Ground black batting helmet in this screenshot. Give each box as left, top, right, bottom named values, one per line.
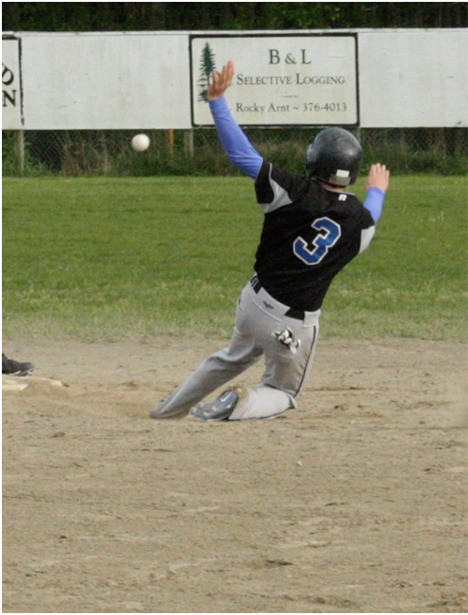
left=306, top=127, right=362, bottom=186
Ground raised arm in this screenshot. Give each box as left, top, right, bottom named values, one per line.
left=208, top=61, right=263, bottom=180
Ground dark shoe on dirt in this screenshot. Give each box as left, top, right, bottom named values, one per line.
left=189, top=388, right=242, bottom=421
left=2, top=354, right=35, bottom=376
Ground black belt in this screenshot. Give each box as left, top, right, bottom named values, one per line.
left=251, top=276, right=262, bottom=293
left=250, top=277, right=305, bottom=321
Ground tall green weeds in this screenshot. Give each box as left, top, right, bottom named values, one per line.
left=3, top=128, right=467, bottom=177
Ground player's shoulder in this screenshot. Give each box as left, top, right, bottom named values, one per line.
left=326, top=190, right=374, bottom=228
left=327, top=189, right=363, bottom=208
left=257, top=160, right=308, bottom=187
left=255, top=160, right=312, bottom=210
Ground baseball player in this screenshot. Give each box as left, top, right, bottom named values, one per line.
left=150, top=60, right=389, bottom=421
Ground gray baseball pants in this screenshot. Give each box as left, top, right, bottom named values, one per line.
left=150, top=278, right=320, bottom=420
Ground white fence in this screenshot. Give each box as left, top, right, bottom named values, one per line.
left=3, top=29, right=468, bottom=130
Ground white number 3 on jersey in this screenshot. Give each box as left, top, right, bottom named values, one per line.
left=293, top=216, right=341, bottom=265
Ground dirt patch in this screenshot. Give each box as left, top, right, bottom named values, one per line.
left=2, top=336, right=467, bottom=613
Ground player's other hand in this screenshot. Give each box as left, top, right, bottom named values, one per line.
left=208, top=60, right=235, bottom=100
left=366, top=163, right=390, bottom=193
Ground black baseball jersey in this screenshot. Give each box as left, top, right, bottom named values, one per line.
left=254, top=160, right=376, bottom=312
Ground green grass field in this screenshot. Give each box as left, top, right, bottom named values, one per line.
left=2, top=175, right=467, bottom=341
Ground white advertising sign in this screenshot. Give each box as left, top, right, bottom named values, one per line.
left=2, top=35, right=24, bottom=128
left=13, top=33, right=191, bottom=130
left=190, top=34, right=358, bottom=126
left=2, top=30, right=466, bottom=130
left=359, top=30, right=468, bottom=128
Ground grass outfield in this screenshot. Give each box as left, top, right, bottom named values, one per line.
left=2, top=175, right=467, bottom=341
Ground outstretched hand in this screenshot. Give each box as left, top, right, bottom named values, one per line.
left=208, top=60, right=235, bottom=100
left=366, top=163, right=390, bottom=193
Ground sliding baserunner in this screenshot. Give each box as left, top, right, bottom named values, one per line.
left=150, top=60, right=390, bottom=421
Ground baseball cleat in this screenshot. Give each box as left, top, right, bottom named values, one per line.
left=2, top=354, right=35, bottom=376
left=189, top=388, right=242, bottom=421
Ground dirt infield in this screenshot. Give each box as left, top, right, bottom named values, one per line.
left=2, top=336, right=467, bottom=613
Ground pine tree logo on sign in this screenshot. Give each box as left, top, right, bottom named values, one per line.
left=198, top=43, right=216, bottom=102
left=190, top=34, right=358, bottom=126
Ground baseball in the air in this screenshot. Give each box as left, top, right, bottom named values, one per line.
left=131, top=133, right=150, bottom=152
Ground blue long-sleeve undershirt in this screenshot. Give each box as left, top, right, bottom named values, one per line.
left=209, top=97, right=263, bottom=180
left=363, top=187, right=385, bottom=223
left=209, top=96, right=385, bottom=223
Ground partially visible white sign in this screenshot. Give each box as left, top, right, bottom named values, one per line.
left=2, top=36, right=24, bottom=128
left=15, top=33, right=191, bottom=130
left=359, top=30, right=468, bottom=128
left=191, top=35, right=358, bottom=126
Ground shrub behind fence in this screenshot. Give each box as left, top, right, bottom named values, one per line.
left=2, top=127, right=467, bottom=177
